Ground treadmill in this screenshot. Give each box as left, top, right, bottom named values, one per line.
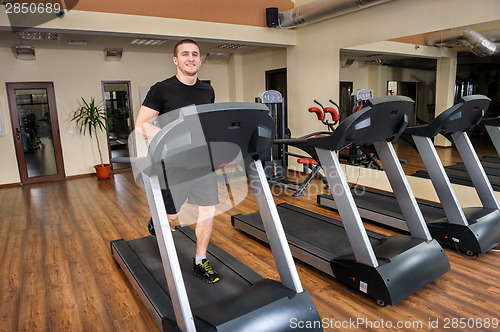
left=111, top=103, right=321, bottom=331
left=319, top=95, right=500, bottom=256
left=233, top=96, right=450, bottom=306
left=411, top=161, right=500, bottom=191
left=412, top=115, right=500, bottom=188
left=482, top=116, right=500, bottom=159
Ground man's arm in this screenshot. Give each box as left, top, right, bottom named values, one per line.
left=135, top=105, right=160, bottom=139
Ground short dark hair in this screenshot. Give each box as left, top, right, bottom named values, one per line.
left=173, top=39, right=200, bottom=57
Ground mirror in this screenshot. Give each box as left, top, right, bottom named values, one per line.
left=102, top=82, right=134, bottom=170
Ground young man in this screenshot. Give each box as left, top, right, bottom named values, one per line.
left=135, top=39, right=220, bottom=284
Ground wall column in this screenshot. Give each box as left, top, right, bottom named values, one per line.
left=434, top=54, right=457, bottom=147
left=228, top=54, right=245, bottom=102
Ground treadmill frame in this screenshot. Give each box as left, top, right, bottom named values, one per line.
left=140, top=158, right=304, bottom=332
left=112, top=103, right=319, bottom=332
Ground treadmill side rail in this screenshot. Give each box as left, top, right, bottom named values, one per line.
left=245, top=159, right=304, bottom=293
left=315, top=148, right=379, bottom=268
left=412, top=135, right=469, bottom=226
left=485, top=124, right=500, bottom=156
left=110, top=239, right=177, bottom=331
left=373, top=141, right=431, bottom=241
left=144, top=174, right=196, bottom=332
left=452, top=131, right=500, bottom=210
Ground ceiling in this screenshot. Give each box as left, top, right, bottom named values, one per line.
left=1, top=19, right=500, bottom=66
left=340, top=50, right=500, bottom=71
left=0, top=29, right=273, bottom=56
left=340, top=20, right=500, bottom=70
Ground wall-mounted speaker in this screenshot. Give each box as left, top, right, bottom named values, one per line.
left=266, top=8, right=279, bottom=27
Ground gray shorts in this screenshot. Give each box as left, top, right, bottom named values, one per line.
left=161, top=169, right=219, bottom=214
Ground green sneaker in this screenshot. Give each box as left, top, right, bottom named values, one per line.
left=193, top=258, right=220, bottom=284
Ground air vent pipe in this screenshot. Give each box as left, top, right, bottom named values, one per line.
left=425, top=28, right=500, bottom=57
left=275, top=0, right=399, bottom=28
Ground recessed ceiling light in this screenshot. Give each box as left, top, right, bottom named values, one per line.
left=131, top=39, right=166, bottom=46
left=67, top=40, right=87, bottom=46
left=217, top=43, right=246, bottom=50
left=20, top=32, right=61, bottom=40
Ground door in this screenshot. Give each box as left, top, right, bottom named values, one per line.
left=7, top=82, right=65, bottom=184
left=266, top=68, right=287, bottom=132
left=102, top=81, right=134, bottom=170
left=339, top=81, right=353, bottom=122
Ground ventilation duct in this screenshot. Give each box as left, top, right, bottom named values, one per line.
left=204, top=52, right=231, bottom=64
left=105, top=48, right=122, bottom=61
left=425, top=28, right=500, bottom=57
left=272, top=0, right=399, bottom=28
left=14, top=45, right=35, bottom=60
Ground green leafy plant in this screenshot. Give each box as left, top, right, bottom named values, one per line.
left=71, top=97, right=108, bottom=166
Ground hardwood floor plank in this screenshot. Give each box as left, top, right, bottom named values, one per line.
left=45, top=261, right=83, bottom=331
left=18, top=272, right=48, bottom=331
left=0, top=138, right=499, bottom=331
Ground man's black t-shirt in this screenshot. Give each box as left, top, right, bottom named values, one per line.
left=141, top=75, right=218, bottom=213
left=142, top=75, right=215, bottom=114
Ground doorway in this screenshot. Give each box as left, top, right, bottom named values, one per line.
left=387, top=81, right=419, bottom=125
left=266, top=68, right=288, bottom=131
left=339, top=81, right=353, bottom=121
left=266, top=68, right=288, bottom=171
left=102, top=81, right=134, bottom=170
left=6, top=82, right=65, bottom=184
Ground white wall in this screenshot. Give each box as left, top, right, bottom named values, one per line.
left=241, top=48, right=287, bottom=102
left=287, top=0, right=500, bottom=140
left=2, top=0, right=500, bottom=183
left=340, top=61, right=436, bottom=122
left=0, top=47, right=230, bottom=184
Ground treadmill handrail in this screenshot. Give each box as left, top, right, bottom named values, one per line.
left=480, top=116, right=500, bottom=126
left=137, top=102, right=275, bottom=181
left=313, top=96, right=433, bottom=264
left=405, top=95, right=490, bottom=138
left=309, top=95, right=414, bottom=151
left=137, top=103, right=307, bottom=331
left=409, top=94, right=500, bottom=227
left=484, top=123, right=500, bottom=157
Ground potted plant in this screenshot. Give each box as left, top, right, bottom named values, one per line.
left=72, top=97, right=112, bottom=179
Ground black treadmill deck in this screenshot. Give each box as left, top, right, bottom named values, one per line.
left=112, top=225, right=322, bottom=331
left=318, top=187, right=500, bottom=254
left=233, top=203, right=385, bottom=267
left=111, top=225, right=263, bottom=330
left=232, top=203, right=450, bottom=306
left=318, top=187, right=447, bottom=231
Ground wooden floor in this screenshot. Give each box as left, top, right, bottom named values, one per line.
left=1, top=138, right=499, bottom=331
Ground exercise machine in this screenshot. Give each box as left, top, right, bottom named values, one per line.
left=256, top=90, right=287, bottom=179
left=410, top=111, right=500, bottom=188
left=111, top=103, right=321, bottom=331
left=233, top=96, right=450, bottom=306
left=340, top=90, right=382, bottom=169
left=269, top=99, right=338, bottom=196
left=319, top=95, right=500, bottom=256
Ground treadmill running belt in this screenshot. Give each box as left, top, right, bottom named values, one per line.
left=411, top=170, right=500, bottom=191
left=446, top=162, right=500, bottom=176
left=352, top=188, right=447, bottom=222
left=481, top=156, right=500, bottom=163
left=127, top=228, right=259, bottom=309
left=237, top=203, right=384, bottom=259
